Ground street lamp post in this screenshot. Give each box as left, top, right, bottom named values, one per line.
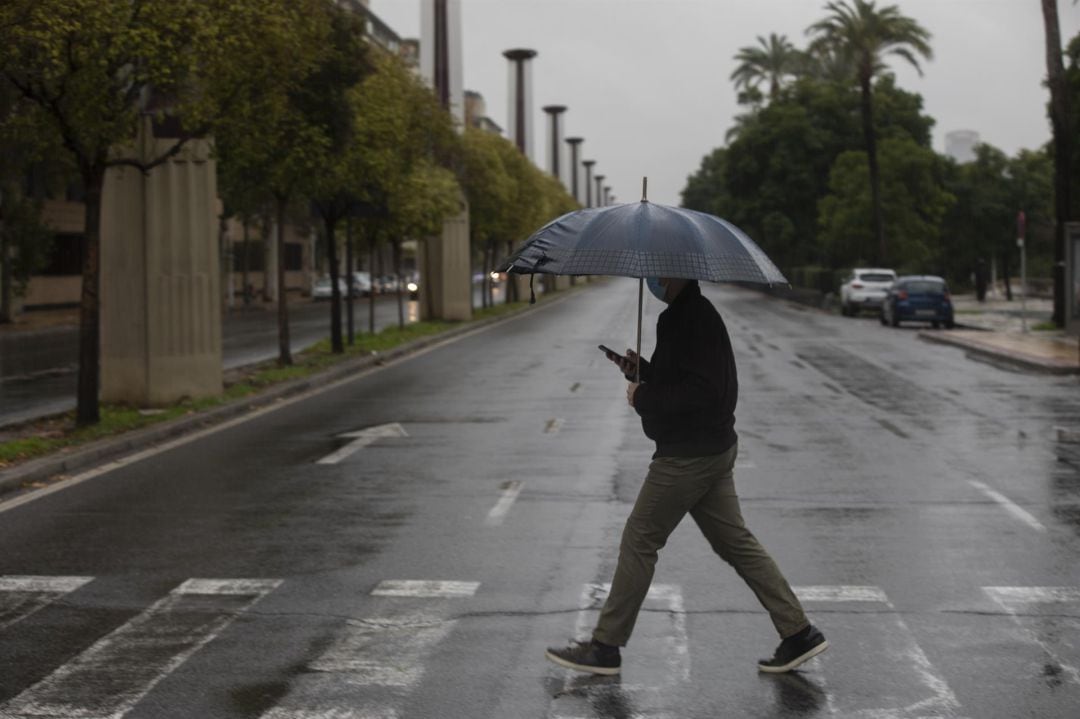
left=503, top=49, right=537, bottom=156
left=583, top=160, right=595, bottom=208
left=542, top=105, right=566, bottom=182
left=565, top=137, right=583, bottom=204
left=594, top=175, right=605, bottom=208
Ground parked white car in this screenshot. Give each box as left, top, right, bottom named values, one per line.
left=840, top=268, right=897, bottom=316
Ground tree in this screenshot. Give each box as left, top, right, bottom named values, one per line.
left=730, top=34, right=802, bottom=100
left=348, top=50, right=460, bottom=329
left=818, top=136, right=954, bottom=271
left=461, top=127, right=514, bottom=308
left=0, top=0, right=312, bottom=423
left=302, top=6, right=372, bottom=354
left=1040, top=0, right=1074, bottom=325
left=807, top=0, right=932, bottom=265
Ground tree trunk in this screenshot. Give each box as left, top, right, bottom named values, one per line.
left=76, top=169, right=105, bottom=426
left=345, top=216, right=355, bottom=346
left=393, top=237, right=405, bottom=329
left=325, top=214, right=343, bottom=353
left=0, top=216, right=12, bottom=324
left=367, top=224, right=377, bottom=335
left=506, top=240, right=518, bottom=303
left=859, top=72, right=885, bottom=265
left=1041, top=0, right=1072, bottom=326
left=241, top=217, right=251, bottom=305
left=275, top=196, right=292, bottom=366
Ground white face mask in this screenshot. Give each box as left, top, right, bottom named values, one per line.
left=646, top=277, right=666, bottom=302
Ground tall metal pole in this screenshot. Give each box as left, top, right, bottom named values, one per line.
left=594, top=175, right=605, bottom=208
left=433, top=0, right=450, bottom=109
left=565, top=137, right=583, bottom=204
left=503, top=49, right=537, bottom=155
left=583, top=160, right=595, bottom=208
left=542, top=105, right=566, bottom=180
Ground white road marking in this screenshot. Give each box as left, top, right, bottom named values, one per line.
left=262, top=578, right=475, bottom=718
left=260, top=613, right=454, bottom=717
left=797, top=584, right=963, bottom=718
left=0, top=577, right=280, bottom=719
left=316, top=423, right=408, bottom=465
left=794, top=585, right=889, bottom=603
left=485, top=480, right=524, bottom=526
left=0, top=575, right=93, bottom=630
left=984, top=586, right=1080, bottom=685
left=370, top=580, right=480, bottom=598
left=0, top=298, right=572, bottom=515
left=734, top=461, right=756, bottom=469
left=968, top=480, right=1047, bottom=532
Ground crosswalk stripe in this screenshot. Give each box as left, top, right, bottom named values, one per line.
left=370, top=580, right=479, bottom=598
left=797, top=584, right=963, bottom=718
left=0, top=577, right=280, bottom=719
left=984, top=586, right=1080, bottom=686
left=261, top=581, right=477, bottom=718
left=0, top=575, right=93, bottom=631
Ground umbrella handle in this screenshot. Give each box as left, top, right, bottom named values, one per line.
left=635, top=278, right=642, bottom=384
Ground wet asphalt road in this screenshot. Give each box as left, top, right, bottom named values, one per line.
left=0, top=279, right=1078, bottom=718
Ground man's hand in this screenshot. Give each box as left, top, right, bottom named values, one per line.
left=605, top=348, right=639, bottom=377
left=626, top=382, right=639, bottom=407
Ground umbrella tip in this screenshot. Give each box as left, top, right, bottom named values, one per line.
left=641, top=177, right=648, bottom=203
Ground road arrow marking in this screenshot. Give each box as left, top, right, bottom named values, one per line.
left=316, top=423, right=407, bottom=465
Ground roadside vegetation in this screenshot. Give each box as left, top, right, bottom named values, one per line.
left=683, top=0, right=1079, bottom=321
left=0, top=0, right=578, bottom=427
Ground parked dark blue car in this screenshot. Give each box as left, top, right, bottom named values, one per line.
left=881, top=275, right=954, bottom=329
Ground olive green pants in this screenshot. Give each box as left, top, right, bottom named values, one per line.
left=593, top=442, right=809, bottom=647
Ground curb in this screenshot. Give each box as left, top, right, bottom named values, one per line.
left=917, top=330, right=1079, bottom=375
left=0, top=294, right=568, bottom=498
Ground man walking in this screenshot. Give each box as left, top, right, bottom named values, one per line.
left=545, top=277, right=827, bottom=676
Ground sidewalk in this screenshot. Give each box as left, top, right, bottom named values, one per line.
left=918, top=294, right=1079, bottom=375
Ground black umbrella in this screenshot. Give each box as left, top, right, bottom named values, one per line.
left=499, top=178, right=788, bottom=379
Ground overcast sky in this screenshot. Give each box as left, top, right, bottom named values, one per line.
left=372, top=0, right=1080, bottom=207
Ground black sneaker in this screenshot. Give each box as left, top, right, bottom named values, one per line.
left=544, top=639, right=621, bottom=676
left=758, top=625, right=828, bottom=673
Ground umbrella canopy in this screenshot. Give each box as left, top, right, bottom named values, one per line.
left=499, top=199, right=788, bottom=286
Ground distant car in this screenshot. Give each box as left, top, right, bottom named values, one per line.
left=349, top=272, right=373, bottom=297
left=405, top=273, right=419, bottom=298
left=881, top=275, right=954, bottom=329
left=311, top=276, right=348, bottom=301
left=840, top=268, right=897, bottom=316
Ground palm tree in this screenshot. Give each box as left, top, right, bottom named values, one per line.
left=1039, top=0, right=1072, bottom=326
left=807, top=0, right=932, bottom=264
left=730, top=33, right=801, bottom=101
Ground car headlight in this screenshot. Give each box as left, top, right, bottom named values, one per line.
left=407, top=282, right=418, bottom=292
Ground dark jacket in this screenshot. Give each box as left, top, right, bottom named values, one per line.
left=631, top=281, right=738, bottom=458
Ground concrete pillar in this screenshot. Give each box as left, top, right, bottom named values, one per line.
left=100, top=120, right=222, bottom=406
left=420, top=0, right=471, bottom=321
left=419, top=197, right=472, bottom=321
left=594, top=175, right=605, bottom=208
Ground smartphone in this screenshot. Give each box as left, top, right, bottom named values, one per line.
left=598, top=344, right=623, bottom=361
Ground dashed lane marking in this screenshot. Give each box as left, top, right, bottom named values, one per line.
left=485, top=480, right=524, bottom=526
left=968, top=480, right=1047, bottom=533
